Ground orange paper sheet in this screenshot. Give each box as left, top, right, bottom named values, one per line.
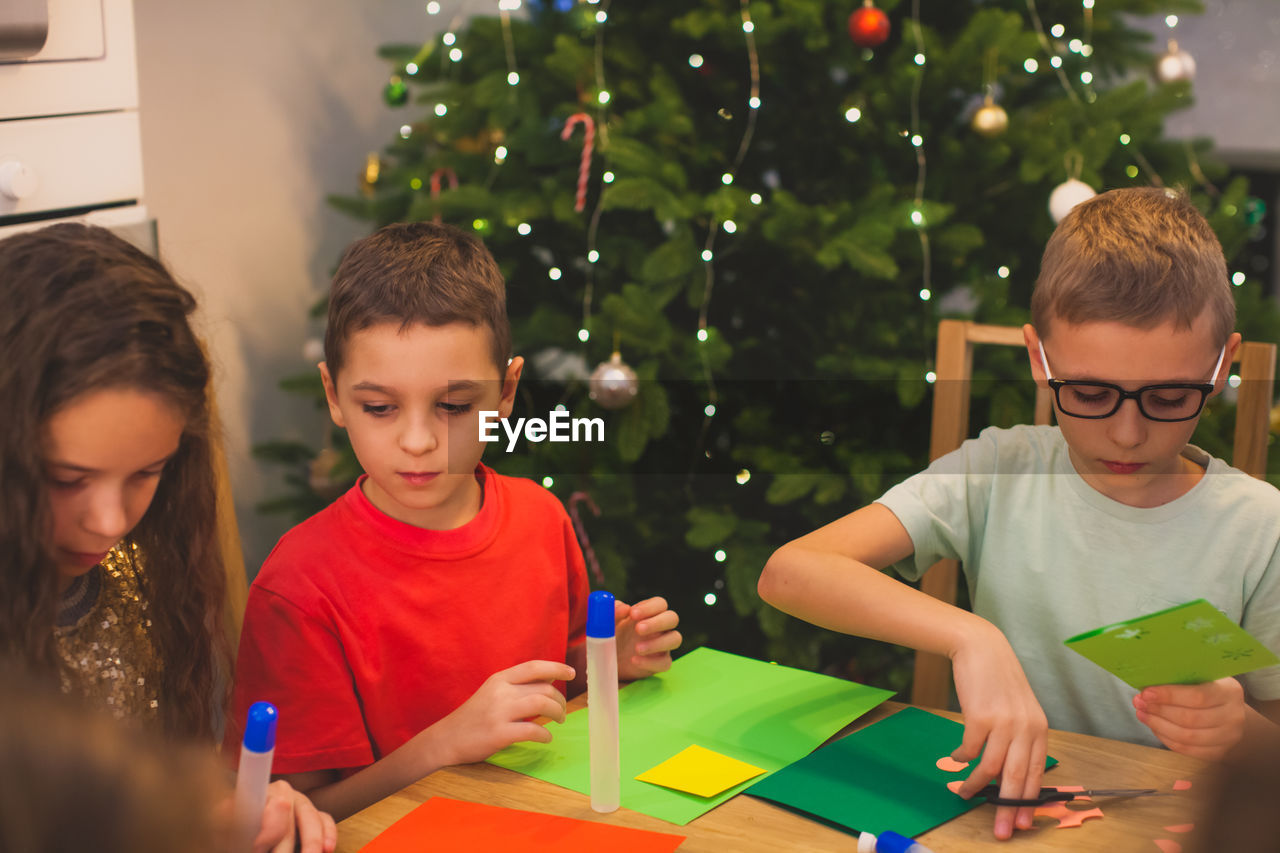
left=358, top=797, right=686, bottom=853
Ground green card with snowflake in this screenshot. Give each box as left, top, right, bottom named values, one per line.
left=1064, top=599, right=1280, bottom=689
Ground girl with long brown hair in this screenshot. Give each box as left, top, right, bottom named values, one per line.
left=0, top=223, right=336, bottom=851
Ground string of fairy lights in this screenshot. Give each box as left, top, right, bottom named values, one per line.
left=319, top=0, right=1267, bottom=604
left=375, top=0, right=1251, bottom=462
left=1025, top=0, right=1245, bottom=316
left=906, top=0, right=933, bottom=325
left=690, top=0, right=763, bottom=453
left=578, top=0, right=611, bottom=346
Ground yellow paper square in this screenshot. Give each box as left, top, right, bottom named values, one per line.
left=635, top=744, right=766, bottom=798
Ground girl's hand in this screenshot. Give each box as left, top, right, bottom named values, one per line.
left=253, top=779, right=338, bottom=853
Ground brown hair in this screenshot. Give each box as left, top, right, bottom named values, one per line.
left=1031, top=187, right=1234, bottom=344
left=0, top=669, right=227, bottom=853
left=0, top=223, right=229, bottom=740
left=324, top=221, right=511, bottom=376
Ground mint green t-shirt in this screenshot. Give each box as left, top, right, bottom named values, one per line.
left=877, top=424, right=1280, bottom=747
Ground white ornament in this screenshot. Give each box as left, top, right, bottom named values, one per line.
left=1155, top=39, right=1196, bottom=84
left=0, top=161, right=39, bottom=200
left=302, top=338, right=325, bottom=363
left=1048, top=178, right=1097, bottom=223
left=588, top=352, right=639, bottom=410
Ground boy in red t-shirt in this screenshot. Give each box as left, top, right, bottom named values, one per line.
left=230, top=222, right=682, bottom=820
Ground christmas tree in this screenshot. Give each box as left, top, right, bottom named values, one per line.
left=257, top=0, right=1277, bottom=692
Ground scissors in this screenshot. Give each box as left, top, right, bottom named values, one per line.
left=973, top=785, right=1164, bottom=806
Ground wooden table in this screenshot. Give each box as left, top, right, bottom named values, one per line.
left=338, top=700, right=1208, bottom=852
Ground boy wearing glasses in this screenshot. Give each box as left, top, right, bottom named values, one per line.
left=759, top=187, right=1280, bottom=840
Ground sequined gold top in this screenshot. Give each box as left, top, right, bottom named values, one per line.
left=54, top=545, right=162, bottom=723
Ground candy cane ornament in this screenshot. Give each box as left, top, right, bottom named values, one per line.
left=429, top=167, right=458, bottom=223
left=560, top=112, right=595, bottom=213
left=567, top=491, right=605, bottom=587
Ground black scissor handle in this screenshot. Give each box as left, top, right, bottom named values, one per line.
left=974, top=785, right=1074, bottom=806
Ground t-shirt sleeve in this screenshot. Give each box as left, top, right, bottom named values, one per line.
left=1241, top=540, right=1280, bottom=702
left=875, top=431, right=997, bottom=583
left=230, top=583, right=375, bottom=775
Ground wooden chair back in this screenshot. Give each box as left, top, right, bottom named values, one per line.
left=910, top=319, right=1277, bottom=709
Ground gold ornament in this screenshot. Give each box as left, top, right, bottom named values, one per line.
left=971, top=96, right=1008, bottom=138
left=360, top=153, right=381, bottom=199
left=1155, top=39, right=1196, bottom=84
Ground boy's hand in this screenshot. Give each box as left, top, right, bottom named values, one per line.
left=430, top=660, right=575, bottom=766
left=253, top=779, right=338, bottom=853
left=1134, top=677, right=1247, bottom=759
left=614, top=596, right=682, bottom=681
left=950, top=625, right=1049, bottom=841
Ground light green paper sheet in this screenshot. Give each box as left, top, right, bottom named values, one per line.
left=1064, top=598, right=1280, bottom=689
left=487, top=647, right=894, bottom=825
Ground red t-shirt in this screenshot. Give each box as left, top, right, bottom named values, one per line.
left=228, top=466, right=589, bottom=775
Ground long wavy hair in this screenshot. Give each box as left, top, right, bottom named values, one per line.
left=0, top=223, right=229, bottom=739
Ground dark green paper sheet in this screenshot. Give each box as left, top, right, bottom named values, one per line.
left=747, top=706, right=1057, bottom=838
left=487, top=647, right=894, bottom=825
left=1064, top=598, right=1280, bottom=689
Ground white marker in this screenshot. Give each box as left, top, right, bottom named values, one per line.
left=587, top=590, right=620, bottom=813
left=234, top=701, right=277, bottom=849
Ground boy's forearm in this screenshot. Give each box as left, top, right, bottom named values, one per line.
left=760, top=543, right=991, bottom=659
left=290, top=726, right=454, bottom=822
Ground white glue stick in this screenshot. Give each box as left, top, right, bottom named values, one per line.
left=233, top=701, right=277, bottom=849
left=586, top=590, right=620, bottom=813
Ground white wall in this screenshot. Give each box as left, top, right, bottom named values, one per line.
left=1142, top=0, right=1280, bottom=298
left=1155, top=0, right=1280, bottom=166
left=133, top=0, right=488, bottom=573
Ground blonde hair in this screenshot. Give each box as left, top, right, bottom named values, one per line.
left=0, top=671, right=227, bottom=853
left=1031, top=187, right=1234, bottom=345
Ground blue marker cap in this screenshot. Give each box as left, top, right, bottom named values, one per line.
left=242, top=701, right=278, bottom=754
left=586, top=590, right=616, bottom=638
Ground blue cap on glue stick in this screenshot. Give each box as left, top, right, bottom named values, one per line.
left=586, top=590, right=615, bottom=638
left=242, top=701, right=278, bottom=754
left=874, top=830, right=935, bottom=853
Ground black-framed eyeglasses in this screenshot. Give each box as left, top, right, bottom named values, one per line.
left=1037, top=341, right=1226, bottom=423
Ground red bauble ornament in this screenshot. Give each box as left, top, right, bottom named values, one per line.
left=848, top=3, right=890, bottom=48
